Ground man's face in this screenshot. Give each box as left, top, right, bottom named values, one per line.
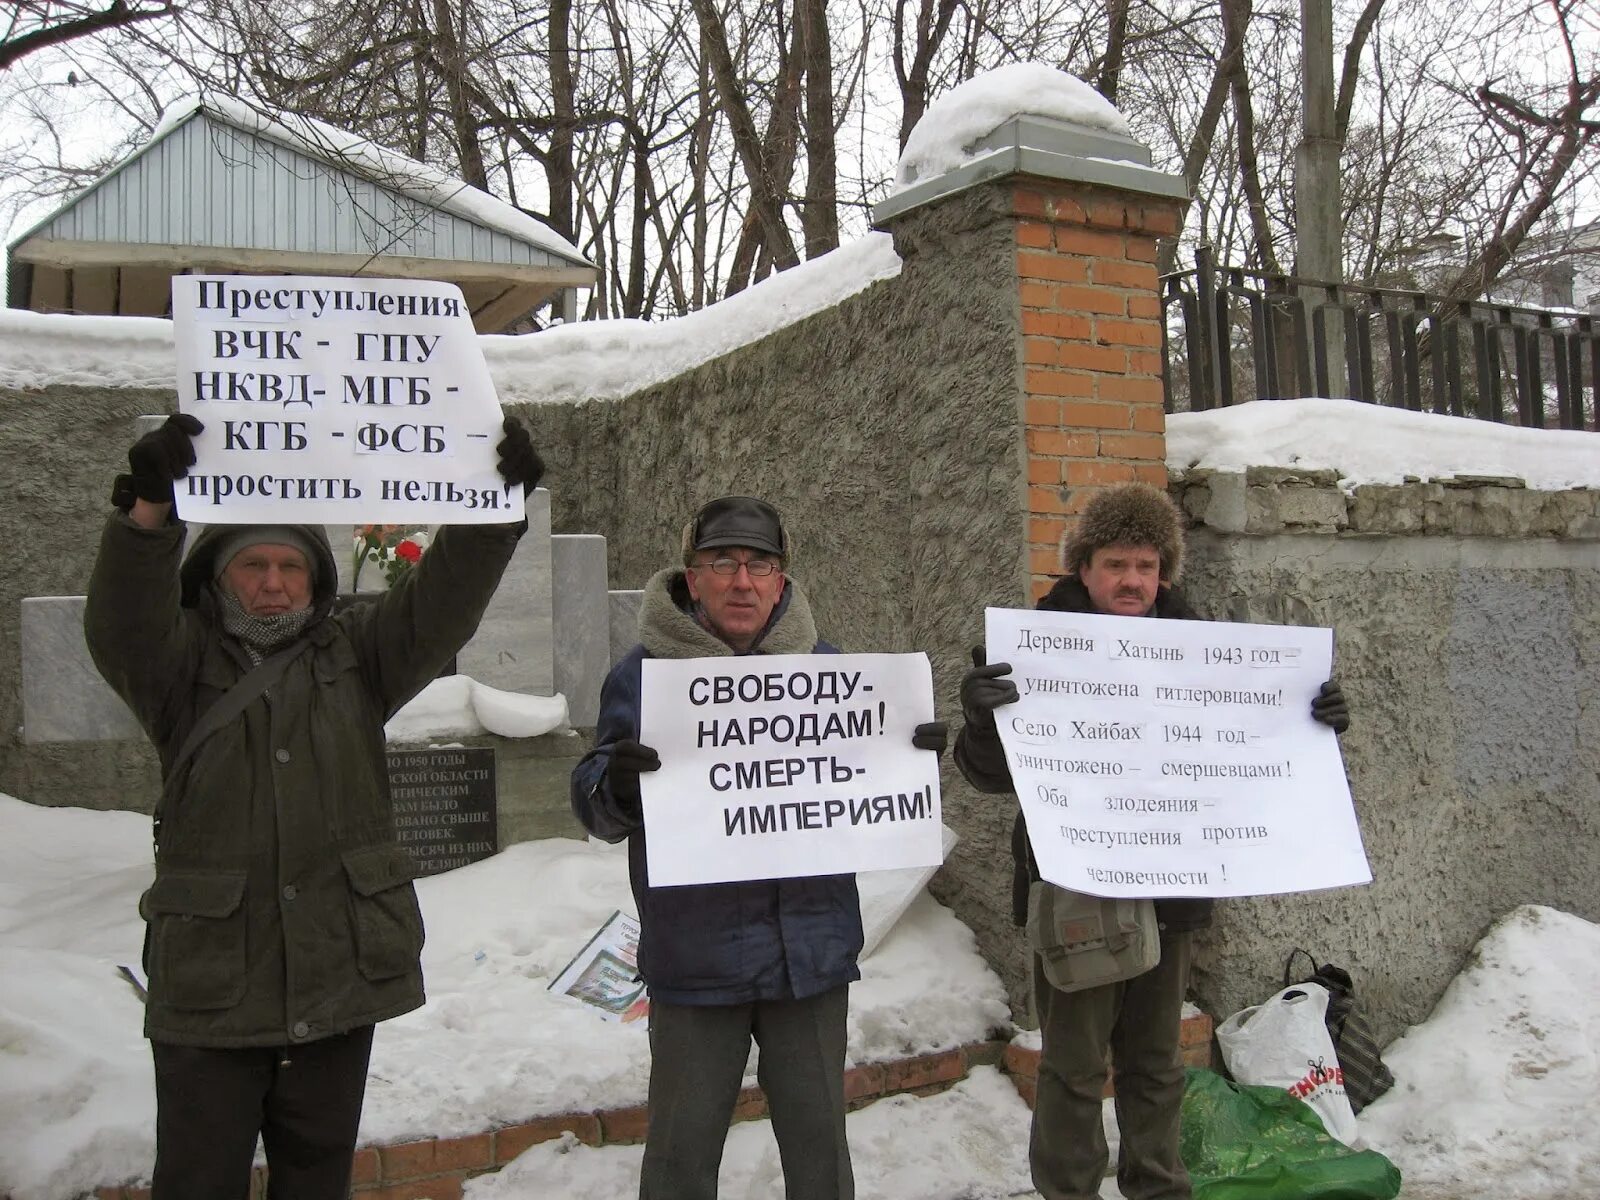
left=1079, top=543, right=1163, bottom=616
left=685, top=546, right=785, bottom=651
left=221, top=544, right=314, bottom=616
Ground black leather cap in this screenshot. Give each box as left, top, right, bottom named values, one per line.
left=691, top=495, right=786, bottom=556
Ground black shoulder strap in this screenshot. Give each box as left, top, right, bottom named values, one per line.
left=163, top=637, right=313, bottom=793
left=1283, top=946, right=1321, bottom=988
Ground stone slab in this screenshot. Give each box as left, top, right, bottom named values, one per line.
left=331, top=524, right=360, bottom=593
left=551, top=534, right=609, bottom=729
left=609, top=590, right=643, bottom=665
left=456, top=487, right=554, bottom=695
left=20, top=595, right=143, bottom=743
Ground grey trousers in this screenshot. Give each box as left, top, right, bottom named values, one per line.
left=1030, top=930, right=1195, bottom=1200
left=639, top=985, right=854, bottom=1200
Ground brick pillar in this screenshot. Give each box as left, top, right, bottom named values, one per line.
left=1015, top=184, right=1184, bottom=597
left=872, top=113, right=1189, bottom=602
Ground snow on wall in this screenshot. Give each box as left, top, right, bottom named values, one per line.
left=0, top=233, right=903, bottom=404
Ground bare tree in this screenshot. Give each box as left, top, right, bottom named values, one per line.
left=0, top=0, right=176, bottom=72
left=2, top=0, right=1595, bottom=323
left=1431, top=0, right=1598, bottom=305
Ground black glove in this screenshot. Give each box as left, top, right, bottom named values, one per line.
left=125, top=413, right=204, bottom=504
left=912, top=721, right=948, bottom=757
left=605, top=738, right=661, bottom=812
left=496, top=416, right=544, bottom=491
left=1310, top=679, right=1349, bottom=734
left=960, top=646, right=1018, bottom=729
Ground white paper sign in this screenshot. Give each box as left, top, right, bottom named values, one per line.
left=171, top=275, right=512, bottom=524
left=639, top=653, right=943, bottom=887
left=985, top=607, right=1371, bottom=899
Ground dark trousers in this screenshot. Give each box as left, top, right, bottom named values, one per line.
left=640, top=985, right=853, bottom=1200
left=151, top=1024, right=374, bottom=1200
left=1030, top=930, right=1194, bottom=1200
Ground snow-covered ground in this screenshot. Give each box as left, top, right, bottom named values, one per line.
left=0, top=795, right=1007, bottom=1200
left=2, top=792, right=1597, bottom=1199
left=1357, top=905, right=1600, bottom=1199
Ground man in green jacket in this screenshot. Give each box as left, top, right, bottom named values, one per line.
left=954, top=483, right=1349, bottom=1200
left=84, top=412, right=544, bottom=1200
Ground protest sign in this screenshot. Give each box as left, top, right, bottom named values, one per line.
left=171, top=275, right=513, bottom=524
left=548, top=910, right=649, bottom=1023
left=985, top=607, right=1371, bottom=899
left=638, top=653, right=943, bottom=887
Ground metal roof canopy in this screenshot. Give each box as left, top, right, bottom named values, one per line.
left=6, top=97, right=596, bottom=332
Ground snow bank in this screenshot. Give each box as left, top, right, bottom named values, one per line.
left=0, top=800, right=154, bottom=1200
left=481, top=233, right=901, bottom=405
left=0, top=232, right=902, bottom=404
left=0, top=310, right=175, bottom=391
left=1357, top=904, right=1600, bottom=1199
left=1167, top=396, right=1600, bottom=491
left=383, top=675, right=570, bottom=741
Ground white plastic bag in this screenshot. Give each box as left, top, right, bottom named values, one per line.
left=1215, top=981, right=1359, bottom=1145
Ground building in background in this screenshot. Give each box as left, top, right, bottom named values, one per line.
left=5, top=95, right=595, bottom=332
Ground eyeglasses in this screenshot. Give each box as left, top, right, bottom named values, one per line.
left=695, top=556, right=780, bottom=577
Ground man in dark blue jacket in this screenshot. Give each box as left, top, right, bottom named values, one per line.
left=572, top=495, right=943, bottom=1200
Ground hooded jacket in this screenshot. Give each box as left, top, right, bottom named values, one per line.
left=953, top=574, right=1215, bottom=933
left=84, top=512, right=522, bottom=1047
left=571, top=567, right=864, bottom=1006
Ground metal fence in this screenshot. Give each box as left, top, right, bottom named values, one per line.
left=1161, top=246, right=1599, bottom=430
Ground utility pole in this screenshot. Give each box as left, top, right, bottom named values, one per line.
left=1297, top=0, right=1341, bottom=281
left=1296, top=0, right=1345, bottom=392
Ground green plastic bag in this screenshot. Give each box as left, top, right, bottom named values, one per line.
left=1180, top=1068, right=1402, bottom=1200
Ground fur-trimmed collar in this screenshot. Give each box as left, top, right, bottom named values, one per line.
left=638, top=567, right=819, bottom=659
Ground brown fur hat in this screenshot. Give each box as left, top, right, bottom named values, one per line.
left=1063, top=483, right=1184, bottom=583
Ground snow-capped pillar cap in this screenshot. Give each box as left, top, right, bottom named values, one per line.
left=871, top=113, right=1188, bottom=228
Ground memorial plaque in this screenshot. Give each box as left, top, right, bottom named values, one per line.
left=388, top=747, right=498, bottom=876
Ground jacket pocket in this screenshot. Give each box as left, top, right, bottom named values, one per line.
left=342, top=844, right=424, bottom=981
left=143, top=870, right=249, bottom=1011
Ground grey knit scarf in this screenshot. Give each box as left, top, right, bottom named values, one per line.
left=217, top=587, right=314, bottom=663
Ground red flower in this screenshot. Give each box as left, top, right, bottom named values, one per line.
left=395, top=540, right=423, bottom=563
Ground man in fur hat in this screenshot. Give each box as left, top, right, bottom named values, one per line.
left=953, top=482, right=1348, bottom=1200
left=572, top=495, right=946, bottom=1200
left=85, top=412, right=544, bottom=1199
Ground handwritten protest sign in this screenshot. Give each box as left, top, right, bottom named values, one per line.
left=985, top=607, right=1371, bottom=899
left=639, top=653, right=943, bottom=887
left=171, top=275, right=512, bottom=524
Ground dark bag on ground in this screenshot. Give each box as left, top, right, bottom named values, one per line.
left=1181, top=1067, right=1402, bottom=1200
left=1026, top=882, right=1158, bottom=993
left=1283, top=949, right=1395, bottom=1112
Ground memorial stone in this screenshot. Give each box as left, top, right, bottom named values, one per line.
left=609, top=589, right=643, bottom=665
left=20, top=596, right=141, bottom=743
left=551, top=534, right=609, bottom=727
left=456, top=486, right=554, bottom=694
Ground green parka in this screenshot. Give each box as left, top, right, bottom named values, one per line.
left=84, top=512, right=523, bottom=1048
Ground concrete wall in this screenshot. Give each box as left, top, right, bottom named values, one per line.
left=0, top=385, right=175, bottom=811
left=1174, top=467, right=1600, bottom=1043
left=517, top=182, right=1033, bottom=982
left=6, top=210, right=1600, bottom=1049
